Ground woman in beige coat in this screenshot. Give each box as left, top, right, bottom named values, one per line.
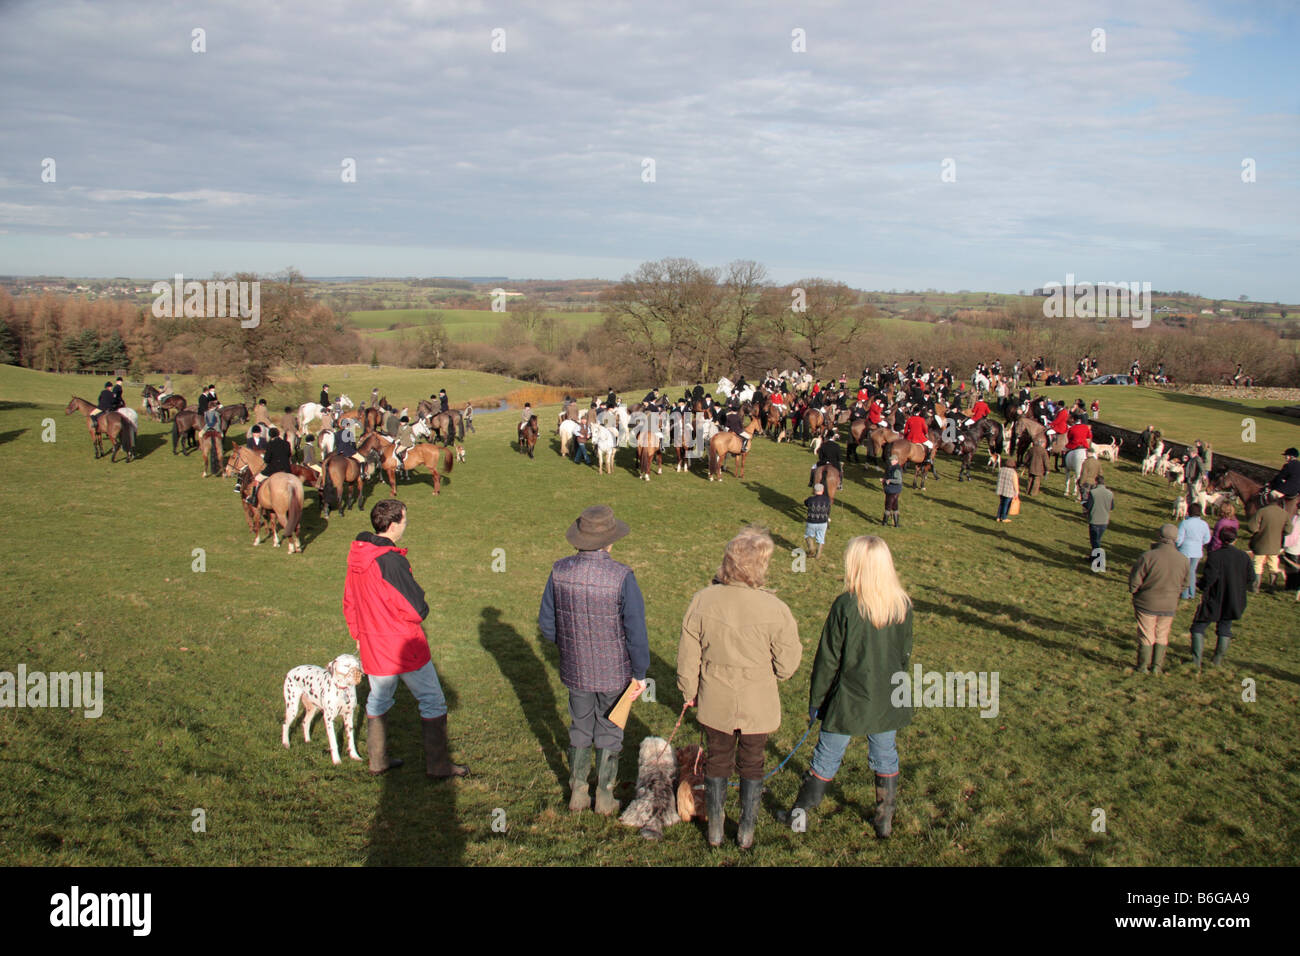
left=678, top=527, right=802, bottom=849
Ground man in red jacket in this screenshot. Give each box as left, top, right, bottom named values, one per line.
left=903, top=407, right=932, bottom=468
left=343, top=499, right=468, bottom=779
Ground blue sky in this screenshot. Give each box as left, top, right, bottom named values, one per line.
left=1, top=0, right=1296, bottom=300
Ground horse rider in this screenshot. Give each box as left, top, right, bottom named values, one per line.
left=247, top=424, right=268, bottom=452
left=810, top=432, right=842, bottom=488
left=336, top=422, right=370, bottom=475
left=320, top=383, right=330, bottom=407
left=159, top=374, right=173, bottom=403
left=300, top=432, right=321, bottom=478
left=395, top=416, right=415, bottom=467
left=254, top=398, right=273, bottom=431
left=198, top=385, right=213, bottom=418
left=244, top=426, right=293, bottom=505
left=964, top=395, right=991, bottom=430
left=725, top=405, right=748, bottom=453
left=202, top=397, right=222, bottom=435
left=90, top=380, right=115, bottom=427
left=111, top=377, right=125, bottom=411
left=438, top=389, right=449, bottom=414
left=519, top=402, right=533, bottom=443
left=903, top=405, right=933, bottom=470
left=691, top=383, right=705, bottom=405
left=1268, top=447, right=1300, bottom=520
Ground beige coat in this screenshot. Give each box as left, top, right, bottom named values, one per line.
left=677, top=583, right=802, bottom=735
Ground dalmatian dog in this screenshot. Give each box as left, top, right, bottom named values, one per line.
left=282, top=654, right=364, bottom=765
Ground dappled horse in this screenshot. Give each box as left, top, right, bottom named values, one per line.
left=65, top=396, right=135, bottom=462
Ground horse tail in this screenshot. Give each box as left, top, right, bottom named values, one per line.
left=322, top=460, right=338, bottom=507
left=284, top=481, right=303, bottom=539
left=457, top=414, right=465, bottom=441
left=171, top=418, right=179, bottom=454
left=442, top=444, right=454, bottom=474
left=121, top=420, right=135, bottom=455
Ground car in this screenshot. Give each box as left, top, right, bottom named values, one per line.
left=1088, top=374, right=1135, bottom=385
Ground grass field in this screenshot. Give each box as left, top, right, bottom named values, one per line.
left=347, top=307, right=605, bottom=344
left=1037, top=386, right=1295, bottom=466
left=1, top=366, right=1297, bottom=866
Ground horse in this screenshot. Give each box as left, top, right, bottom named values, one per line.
left=707, top=418, right=761, bottom=481
left=426, top=409, right=464, bottom=444
left=157, top=394, right=186, bottom=421
left=636, top=419, right=662, bottom=481
left=232, top=469, right=304, bottom=553
left=362, top=406, right=385, bottom=434
left=397, top=442, right=457, bottom=495
left=558, top=417, right=582, bottom=458
left=592, top=422, right=618, bottom=474
left=197, top=427, right=224, bottom=477
left=219, top=403, right=249, bottom=435
left=811, top=463, right=842, bottom=512
left=172, top=409, right=202, bottom=454
left=802, top=407, right=826, bottom=445
left=65, top=397, right=135, bottom=462
left=885, top=438, right=933, bottom=489
left=141, top=384, right=163, bottom=420
left=867, top=425, right=903, bottom=464
left=319, top=453, right=367, bottom=518
left=1206, top=470, right=1267, bottom=520
left=764, top=402, right=788, bottom=442
left=519, top=415, right=539, bottom=458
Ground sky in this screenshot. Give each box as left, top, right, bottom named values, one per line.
left=1, top=0, right=1297, bottom=300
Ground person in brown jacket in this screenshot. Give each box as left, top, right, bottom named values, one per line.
left=1078, top=451, right=1104, bottom=501
left=1026, top=436, right=1049, bottom=496
left=1248, top=491, right=1289, bottom=590
left=678, top=527, right=802, bottom=850
left=1127, top=524, right=1189, bottom=675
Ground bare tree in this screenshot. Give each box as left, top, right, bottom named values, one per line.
left=600, top=258, right=713, bottom=386
left=765, top=278, right=867, bottom=378
left=716, top=259, right=769, bottom=377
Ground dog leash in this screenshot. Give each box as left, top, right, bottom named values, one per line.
left=677, top=701, right=818, bottom=787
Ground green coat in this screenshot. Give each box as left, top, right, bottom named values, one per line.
left=808, top=593, right=914, bottom=736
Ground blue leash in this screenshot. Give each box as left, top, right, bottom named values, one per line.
left=726, top=718, right=819, bottom=788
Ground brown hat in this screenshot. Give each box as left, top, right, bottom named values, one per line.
left=1159, top=523, right=1178, bottom=541
left=565, top=505, right=629, bottom=550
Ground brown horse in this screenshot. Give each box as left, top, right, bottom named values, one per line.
left=803, top=408, right=826, bottom=444
left=397, top=442, right=458, bottom=495
left=1206, top=470, right=1271, bottom=520
left=519, top=415, right=539, bottom=458
left=812, top=463, right=842, bottom=512
left=233, top=469, right=305, bottom=553
left=320, top=453, right=366, bottom=519
left=197, top=428, right=224, bottom=477
left=637, top=422, right=662, bottom=481
left=867, top=425, right=902, bottom=462
left=172, top=409, right=202, bottom=454
left=886, top=439, right=933, bottom=489
left=65, top=397, right=135, bottom=462
left=427, top=410, right=464, bottom=444
left=362, top=406, right=384, bottom=433
left=219, top=403, right=248, bottom=435
left=708, top=418, right=761, bottom=481
left=158, top=394, right=186, bottom=421
left=765, top=402, right=788, bottom=442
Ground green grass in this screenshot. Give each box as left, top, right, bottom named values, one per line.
left=1037, top=385, right=1298, bottom=466
left=347, top=307, right=605, bottom=343
left=0, top=366, right=1297, bottom=866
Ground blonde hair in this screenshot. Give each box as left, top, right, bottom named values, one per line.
left=716, top=526, right=774, bottom=588
left=1217, top=501, right=1235, bottom=519
left=842, top=535, right=912, bottom=627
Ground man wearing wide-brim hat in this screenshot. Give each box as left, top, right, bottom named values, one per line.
left=538, top=505, right=649, bottom=815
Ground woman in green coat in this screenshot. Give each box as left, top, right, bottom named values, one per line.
left=778, top=535, right=914, bottom=838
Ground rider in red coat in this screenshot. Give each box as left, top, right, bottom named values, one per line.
left=1066, top=421, right=1093, bottom=451
left=1049, top=406, right=1070, bottom=436
left=904, top=411, right=933, bottom=465
left=868, top=399, right=884, bottom=425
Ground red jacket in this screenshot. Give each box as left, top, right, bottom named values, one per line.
left=903, top=415, right=929, bottom=444
left=343, top=532, right=431, bottom=676
left=1049, top=408, right=1070, bottom=434
left=868, top=401, right=883, bottom=424
left=970, top=400, right=990, bottom=421
left=857, top=388, right=870, bottom=402
left=1066, top=422, right=1093, bottom=451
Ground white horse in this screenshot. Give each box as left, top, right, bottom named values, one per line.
left=972, top=370, right=991, bottom=393
left=317, top=429, right=334, bottom=456
left=591, top=423, right=618, bottom=474
left=558, top=418, right=581, bottom=457
left=1064, top=448, right=1087, bottom=498
left=717, top=377, right=755, bottom=404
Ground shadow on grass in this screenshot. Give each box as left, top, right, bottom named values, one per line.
left=912, top=593, right=1123, bottom=666
left=0, top=428, right=27, bottom=445
left=363, top=670, right=465, bottom=866
left=0, top=401, right=38, bottom=411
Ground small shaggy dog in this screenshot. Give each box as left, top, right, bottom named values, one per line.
left=675, top=744, right=707, bottom=823
left=619, top=737, right=680, bottom=840
left=282, top=654, right=364, bottom=765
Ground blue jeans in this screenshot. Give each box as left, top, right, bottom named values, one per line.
left=574, top=442, right=591, bottom=464
left=1089, top=523, right=1107, bottom=553
left=1182, top=556, right=1200, bottom=598
left=364, top=660, right=448, bottom=719
left=997, top=495, right=1013, bottom=520
left=809, top=729, right=899, bottom=779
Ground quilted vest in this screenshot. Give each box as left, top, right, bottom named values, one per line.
left=551, top=551, right=632, bottom=692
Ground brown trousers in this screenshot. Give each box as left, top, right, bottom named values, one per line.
left=703, top=725, right=767, bottom=781
left=1027, top=474, right=1042, bottom=496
